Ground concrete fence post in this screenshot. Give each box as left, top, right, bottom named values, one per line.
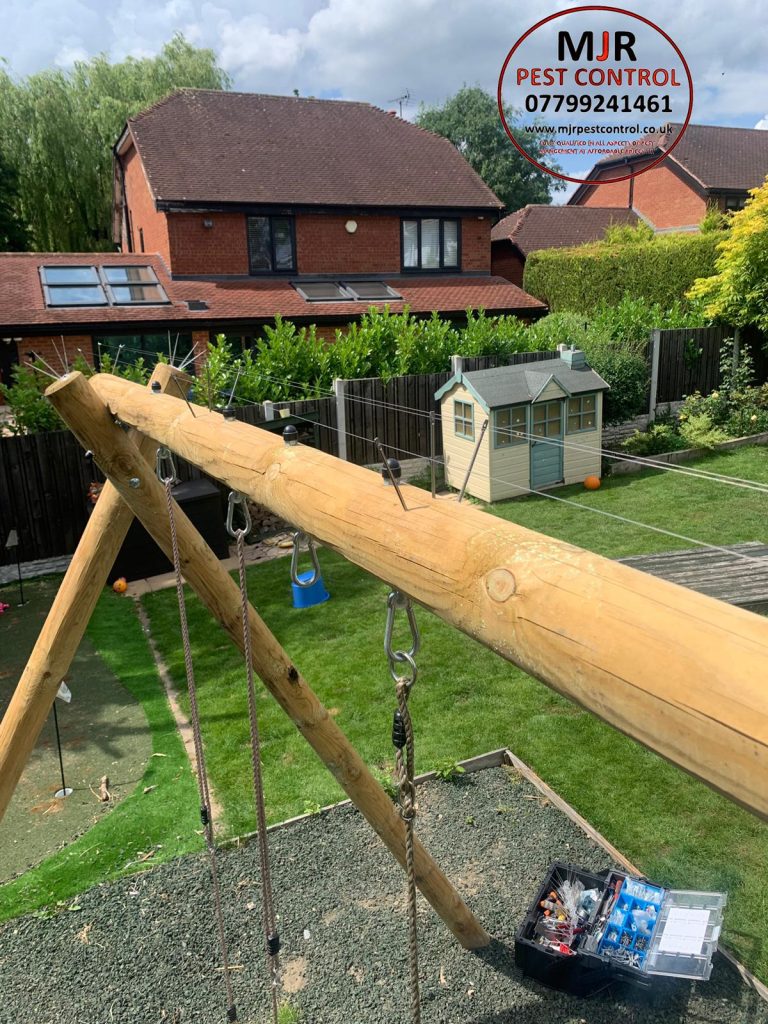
left=450, top=354, right=463, bottom=376
left=263, top=400, right=275, bottom=422
left=333, top=378, right=348, bottom=462
left=648, top=329, right=661, bottom=422
left=733, top=327, right=741, bottom=374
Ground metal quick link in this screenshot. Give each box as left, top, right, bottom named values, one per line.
left=226, top=491, right=252, bottom=539
left=155, top=446, right=178, bottom=485
left=384, top=590, right=420, bottom=686
left=290, top=531, right=322, bottom=588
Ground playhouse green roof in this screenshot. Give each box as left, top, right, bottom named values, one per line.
left=435, top=357, right=609, bottom=411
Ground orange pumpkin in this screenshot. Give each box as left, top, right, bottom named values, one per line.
left=112, top=577, right=128, bottom=594
left=583, top=475, right=601, bottom=491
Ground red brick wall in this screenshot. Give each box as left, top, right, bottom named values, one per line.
left=296, top=213, right=400, bottom=274
left=122, top=145, right=170, bottom=262
left=20, top=335, right=94, bottom=371
left=461, top=216, right=491, bottom=272
left=577, top=160, right=706, bottom=228
left=632, top=162, right=706, bottom=228
left=490, top=241, right=524, bottom=286
left=168, top=214, right=250, bottom=275
left=161, top=211, right=494, bottom=276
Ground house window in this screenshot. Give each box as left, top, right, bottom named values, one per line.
left=292, top=280, right=403, bottom=302
left=567, top=394, right=597, bottom=433
left=724, top=196, right=746, bottom=212
left=247, top=216, right=295, bottom=273
left=494, top=406, right=527, bottom=447
left=454, top=399, right=474, bottom=440
left=402, top=218, right=460, bottom=271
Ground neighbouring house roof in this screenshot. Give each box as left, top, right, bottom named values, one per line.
left=119, top=89, right=504, bottom=211
left=491, top=205, right=639, bottom=255
left=435, top=356, right=609, bottom=410
left=0, top=252, right=546, bottom=333
left=570, top=123, right=768, bottom=204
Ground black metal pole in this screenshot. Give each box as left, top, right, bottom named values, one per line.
left=52, top=701, right=67, bottom=796
left=15, top=544, right=24, bottom=606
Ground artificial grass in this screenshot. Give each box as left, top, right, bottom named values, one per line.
left=140, top=446, right=768, bottom=981
left=0, top=591, right=201, bottom=922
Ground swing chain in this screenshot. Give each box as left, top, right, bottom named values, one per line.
left=386, top=590, right=421, bottom=1024
left=226, top=491, right=252, bottom=538
left=290, top=531, right=322, bottom=588
left=384, top=590, right=420, bottom=687
left=155, top=446, right=178, bottom=485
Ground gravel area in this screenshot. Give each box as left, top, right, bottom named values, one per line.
left=1, top=766, right=765, bottom=1024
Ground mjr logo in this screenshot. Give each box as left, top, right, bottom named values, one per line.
left=558, top=31, right=637, bottom=62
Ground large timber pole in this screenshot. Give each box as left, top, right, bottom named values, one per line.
left=44, top=371, right=489, bottom=950
left=0, top=364, right=189, bottom=822
left=87, top=372, right=768, bottom=821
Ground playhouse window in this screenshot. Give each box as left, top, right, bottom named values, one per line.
left=494, top=406, right=526, bottom=447
left=567, top=394, right=597, bottom=432
left=454, top=400, right=474, bottom=439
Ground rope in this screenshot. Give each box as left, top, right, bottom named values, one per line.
left=395, top=679, right=421, bottom=1024
left=234, top=524, right=281, bottom=1024
left=162, top=474, right=238, bottom=1023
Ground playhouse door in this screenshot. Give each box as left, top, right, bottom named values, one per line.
left=530, top=400, right=563, bottom=489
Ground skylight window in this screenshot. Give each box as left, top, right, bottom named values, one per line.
left=343, top=281, right=402, bottom=301
left=292, top=280, right=403, bottom=303
left=41, top=265, right=169, bottom=308
left=40, top=266, right=108, bottom=306
left=293, top=282, right=352, bottom=302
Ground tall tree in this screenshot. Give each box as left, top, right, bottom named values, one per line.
left=0, top=35, right=230, bottom=251
left=416, top=87, right=563, bottom=210
left=0, top=140, right=27, bottom=249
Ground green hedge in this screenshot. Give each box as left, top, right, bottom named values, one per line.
left=524, top=232, right=722, bottom=313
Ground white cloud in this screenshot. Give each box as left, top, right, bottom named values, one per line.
left=0, top=0, right=766, bottom=130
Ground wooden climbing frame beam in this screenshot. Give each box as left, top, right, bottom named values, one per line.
left=86, top=372, right=768, bottom=821
left=43, top=371, right=490, bottom=950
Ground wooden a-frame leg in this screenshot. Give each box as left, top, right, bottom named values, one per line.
left=45, top=371, right=490, bottom=950
left=0, top=365, right=190, bottom=824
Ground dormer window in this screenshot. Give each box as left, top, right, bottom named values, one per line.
left=247, top=216, right=296, bottom=274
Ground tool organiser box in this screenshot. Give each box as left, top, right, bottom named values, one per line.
left=514, top=861, right=726, bottom=997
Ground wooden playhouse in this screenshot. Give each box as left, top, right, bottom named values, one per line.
left=435, top=348, right=609, bottom=501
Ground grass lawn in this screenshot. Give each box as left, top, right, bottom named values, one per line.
left=0, top=590, right=201, bottom=922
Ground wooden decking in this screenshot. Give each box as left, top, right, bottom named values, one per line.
left=619, top=542, right=768, bottom=612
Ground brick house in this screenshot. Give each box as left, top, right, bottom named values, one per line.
left=491, top=205, right=639, bottom=285
left=568, top=123, right=768, bottom=230
left=0, top=90, right=546, bottom=380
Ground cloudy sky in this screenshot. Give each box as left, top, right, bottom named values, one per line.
left=2, top=0, right=767, bottom=190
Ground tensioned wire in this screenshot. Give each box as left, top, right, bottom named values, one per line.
left=216, top=381, right=768, bottom=565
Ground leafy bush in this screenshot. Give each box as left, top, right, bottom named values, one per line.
left=524, top=232, right=720, bottom=313
left=678, top=413, right=729, bottom=449
left=622, top=423, right=687, bottom=456
left=0, top=362, right=62, bottom=434
left=688, top=176, right=768, bottom=329
left=603, top=221, right=655, bottom=245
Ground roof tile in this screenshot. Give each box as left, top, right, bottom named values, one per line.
left=492, top=205, right=639, bottom=254
left=126, top=90, right=503, bottom=210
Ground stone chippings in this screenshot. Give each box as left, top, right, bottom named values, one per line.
left=0, top=768, right=765, bottom=1024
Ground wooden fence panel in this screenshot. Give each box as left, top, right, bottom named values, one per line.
left=655, top=326, right=732, bottom=404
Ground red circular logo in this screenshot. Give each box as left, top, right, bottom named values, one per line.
left=497, top=6, right=694, bottom=187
